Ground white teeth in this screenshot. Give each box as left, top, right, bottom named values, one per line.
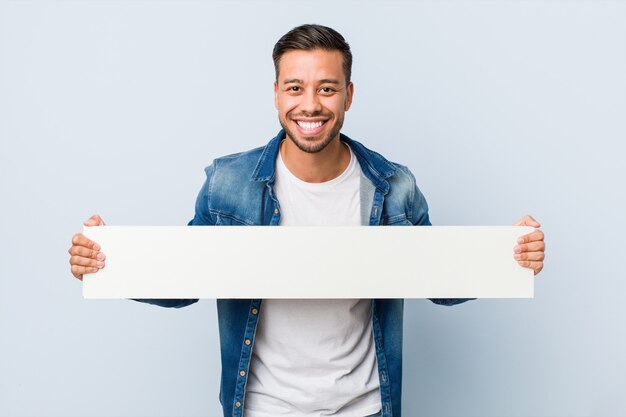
left=296, top=120, right=324, bottom=131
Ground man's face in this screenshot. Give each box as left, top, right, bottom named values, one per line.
left=274, top=49, right=354, bottom=153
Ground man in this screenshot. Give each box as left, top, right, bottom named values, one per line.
left=68, top=24, right=545, bottom=417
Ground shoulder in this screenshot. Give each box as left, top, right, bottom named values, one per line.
left=345, top=136, right=429, bottom=224
left=388, top=162, right=418, bottom=190
left=208, top=145, right=265, bottom=177
left=197, top=145, right=268, bottom=226
left=343, top=134, right=417, bottom=185
left=349, top=138, right=419, bottom=191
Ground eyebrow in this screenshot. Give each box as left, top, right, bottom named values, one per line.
left=282, top=78, right=342, bottom=85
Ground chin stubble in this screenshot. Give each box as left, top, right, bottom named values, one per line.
left=279, top=115, right=344, bottom=154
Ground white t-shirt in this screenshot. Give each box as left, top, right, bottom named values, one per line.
left=243, top=142, right=382, bottom=417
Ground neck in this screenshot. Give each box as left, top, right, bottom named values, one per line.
left=280, top=135, right=350, bottom=183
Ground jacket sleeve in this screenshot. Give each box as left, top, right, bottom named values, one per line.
left=131, top=164, right=217, bottom=309
left=408, top=172, right=431, bottom=227
left=406, top=170, right=475, bottom=307
left=188, top=163, right=217, bottom=226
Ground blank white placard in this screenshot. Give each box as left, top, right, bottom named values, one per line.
left=82, top=226, right=534, bottom=299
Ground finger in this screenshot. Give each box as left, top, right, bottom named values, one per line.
left=71, top=264, right=99, bottom=280
left=69, top=255, right=104, bottom=269
left=67, top=245, right=105, bottom=260
left=71, top=264, right=83, bottom=280
left=83, top=214, right=106, bottom=227
left=71, top=233, right=101, bottom=251
left=517, top=260, right=543, bottom=275
left=514, top=214, right=541, bottom=228
left=514, top=241, right=545, bottom=254
left=514, top=251, right=545, bottom=261
left=517, top=229, right=544, bottom=244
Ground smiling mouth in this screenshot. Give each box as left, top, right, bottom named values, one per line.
left=294, top=119, right=328, bottom=134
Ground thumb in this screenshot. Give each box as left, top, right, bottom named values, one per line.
left=514, top=214, right=541, bottom=228
left=83, top=214, right=106, bottom=227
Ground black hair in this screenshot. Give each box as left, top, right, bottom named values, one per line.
left=272, top=24, right=352, bottom=84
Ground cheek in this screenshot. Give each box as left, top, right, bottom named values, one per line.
left=278, top=96, right=299, bottom=115
left=325, top=98, right=346, bottom=115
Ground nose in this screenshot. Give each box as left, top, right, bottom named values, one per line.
left=300, top=88, right=322, bottom=115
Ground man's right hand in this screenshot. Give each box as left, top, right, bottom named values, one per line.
left=68, top=214, right=106, bottom=281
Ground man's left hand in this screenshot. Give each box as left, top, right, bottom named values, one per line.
left=513, top=215, right=545, bottom=275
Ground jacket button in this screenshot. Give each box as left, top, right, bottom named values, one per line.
left=235, top=401, right=241, bottom=408
left=251, top=308, right=258, bottom=315
left=245, top=339, right=251, bottom=345
left=240, top=370, right=246, bottom=377
left=274, top=208, right=279, bottom=215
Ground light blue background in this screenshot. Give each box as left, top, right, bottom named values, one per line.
left=1, top=1, right=625, bottom=416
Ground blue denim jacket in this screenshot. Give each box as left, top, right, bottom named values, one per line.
left=139, top=130, right=467, bottom=417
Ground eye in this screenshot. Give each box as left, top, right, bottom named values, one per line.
left=288, top=86, right=301, bottom=92
left=319, top=87, right=336, bottom=94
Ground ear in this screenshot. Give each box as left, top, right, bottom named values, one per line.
left=274, top=81, right=279, bottom=110
left=344, top=82, right=354, bottom=111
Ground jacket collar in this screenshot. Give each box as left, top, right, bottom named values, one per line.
left=251, top=130, right=398, bottom=191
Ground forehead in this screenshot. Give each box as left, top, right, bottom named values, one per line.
left=277, top=49, right=345, bottom=83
